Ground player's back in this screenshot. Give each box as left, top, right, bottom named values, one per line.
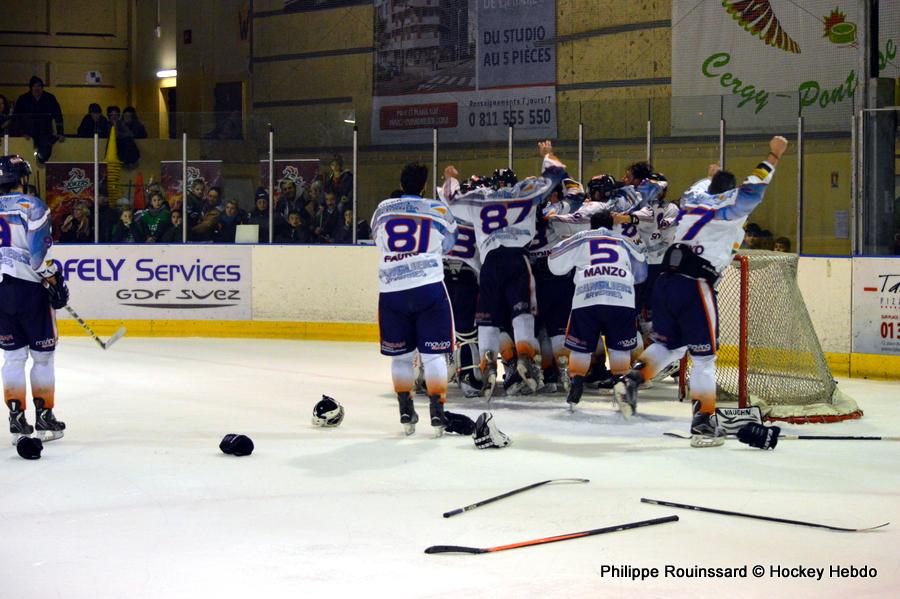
left=0, top=191, right=51, bottom=283
left=549, top=227, right=647, bottom=310
left=371, top=195, right=456, bottom=292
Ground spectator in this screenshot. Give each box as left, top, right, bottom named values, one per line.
left=275, top=210, right=311, bottom=243
left=161, top=210, right=183, bottom=243
left=203, top=186, right=223, bottom=215
left=121, top=107, right=148, bottom=139
left=59, top=202, right=93, bottom=243
left=185, top=178, right=206, bottom=230
left=139, top=192, right=172, bottom=242
left=333, top=209, right=354, bottom=244
left=743, top=222, right=762, bottom=249
left=757, top=229, right=775, bottom=250
left=314, top=192, right=341, bottom=242
left=191, top=206, right=220, bottom=242
left=107, top=105, right=141, bottom=166
left=76, top=103, right=110, bottom=138
left=13, top=76, right=64, bottom=163
left=110, top=209, right=144, bottom=242
left=773, top=237, right=791, bottom=253
left=247, top=188, right=271, bottom=242
left=323, top=155, right=353, bottom=206
left=307, top=180, right=323, bottom=207
left=275, top=179, right=303, bottom=221
left=213, top=200, right=246, bottom=243
left=106, top=105, right=121, bottom=127
left=0, top=94, right=10, bottom=134
left=302, top=194, right=321, bottom=241
left=97, top=200, right=117, bottom=242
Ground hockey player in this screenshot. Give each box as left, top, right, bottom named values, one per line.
left=442, top=141, right=566, bottom=399
left=0, top=155, right=69, bottom=444
left=371, top=162, right=458, bottom=436
left=548, top=210, right=647, bottom=412
left=616, top=136, right=789, bottom=447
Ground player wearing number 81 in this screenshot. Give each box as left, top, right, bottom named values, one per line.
left=371, top=163, right=458, bottom=437
left=616, top=136, right=789, bottom=447
left=442, top=141, right=567, bottom=399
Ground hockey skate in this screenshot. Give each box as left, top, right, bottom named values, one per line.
left=397, top=392, right=418, bottom=436
left=536, top=366, right=558, bottom=394
left=429, top=395, right=448, bottom=438
left=557, top=355, right=571, bottom=394
left=459, top=370, right=483, bottom=398
left=502, top=357, right=526, bottom=396
left=566, top=375, right=584, bottom=412
left=33, top=398, right=65, bottom=442
left=481, top=351, right=499, bottom=401
left=8, top=400, right=34, bottom=446
left=516, top=355, right=541, bottom=394
left=690, top=401, right=724, bottom=448
left=584, top=362, right=615, bottom=392
left=613, top=368, right=642, bottom=419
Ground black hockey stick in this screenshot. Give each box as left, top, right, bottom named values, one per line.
left=442, top=478, right=589, bottom=518
left=664, top=430, right=900, bottom=442
left=64, top=305, right=126, bottom=350
left=641, top=498, right=889, bottom=532
left=425, top=515, right=678, bottom=554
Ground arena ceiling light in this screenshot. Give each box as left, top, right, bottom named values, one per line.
left=156, top=69, right=177, bottom=78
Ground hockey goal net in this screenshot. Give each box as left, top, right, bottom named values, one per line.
left=680, top=250, right=862, bottom=424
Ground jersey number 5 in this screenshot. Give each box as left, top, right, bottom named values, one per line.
left=589, top=239, right=620, bottom=264
left=385, top=217, right=431, bottom=253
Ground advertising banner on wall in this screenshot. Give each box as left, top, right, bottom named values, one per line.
left=44, top=163, right=107, bottom=240
left=160, top=161, right=223, bottom=209
left=50, top=245, right=252, bottom=321
left=372, top=0, right=556, bottom=144
left=671, top=1, right=900, bottom=134
left=851, top=258, right=900, bottom=356
left=259, top=159, right=320, bottom=202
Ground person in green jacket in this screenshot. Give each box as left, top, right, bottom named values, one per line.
left=140, top=192, right=172, bottom=243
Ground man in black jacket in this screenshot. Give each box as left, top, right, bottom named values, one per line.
left=14, top=77, right=64, bottom=163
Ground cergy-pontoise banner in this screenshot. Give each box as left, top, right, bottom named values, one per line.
left=50, top=245, right=252, bottom=321
left=671, top=0, right=900, bottom=134
left=372, top=0, right=556, bottom=144
left=852, top=258, right=900, bottom=356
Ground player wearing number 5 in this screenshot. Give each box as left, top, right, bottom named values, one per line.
left=616, top=136, right=789, bottom=447
left=371, top=163, right=458, bottom=437
left=443, top=141, right=567, bottom=399
left=548, top=211, right=647, bottom=411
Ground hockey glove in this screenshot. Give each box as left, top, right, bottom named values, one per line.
left=473, top=412, right=511, bottom=449
left=737, top=423, right=780, bottom=450
left=219, top=433, right=255, bottom=456
left=444, top=411, right=475, bottom=436
left=44, top=275, right=69, bottom=310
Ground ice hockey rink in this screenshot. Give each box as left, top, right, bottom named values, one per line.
left=1, top=337, right=898, bottom=598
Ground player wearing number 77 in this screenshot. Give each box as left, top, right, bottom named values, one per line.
left=616, top=136, right=789, bottom=447
left=547, top=210, right=647, bottom=412
left=442, top=141, right=567, bottom=399
left=371, top=163, right=458, bottom=437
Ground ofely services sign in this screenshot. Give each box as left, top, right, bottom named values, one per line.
left=51, top=246, right=251, bottom=320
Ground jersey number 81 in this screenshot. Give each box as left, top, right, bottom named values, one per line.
left=385, top=217, right=431, bottom=253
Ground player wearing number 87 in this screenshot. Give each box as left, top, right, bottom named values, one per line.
left=548, top=211, right=647, bottom=412
left=442, top=141, right=568, bottom=399
left=618, top=136, right=789, bottom=447
left=371, top=163, right=458, bottom=437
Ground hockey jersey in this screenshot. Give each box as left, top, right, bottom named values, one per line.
left=436, top=184, right=481, bottom=274
left=673, top=162, right=775, bottom=275
left=528, top=199, right=579, bottom=261
left=371, top=195, right=457, bottom=292
left=551, top=182, right=654, bottom=248
left=632, top=201, right=680, bottom=265
left=444, top=155, right=566, bottom=258
left=0, top=192, right=53, bottom=283
left=548, top=227, right=647, bottom=310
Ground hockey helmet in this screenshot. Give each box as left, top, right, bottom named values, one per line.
left=561, top=178, right=585, bottom=200
left=460, top=175, right=490, bottom=194
left=491, top=168, right=518, bottom=189
left=0, top=155, right=33, bottom=187
left=587, top=174, right=618, bottom=200
left=312, top=395, right=345, bottom=427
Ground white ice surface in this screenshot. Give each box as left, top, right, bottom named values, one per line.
left=1, top=338, right=899, bottom=598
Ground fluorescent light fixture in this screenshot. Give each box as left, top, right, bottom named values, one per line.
left=343, top=119, right=356, bottom=124
left=156, top=69, right=177, bottom=78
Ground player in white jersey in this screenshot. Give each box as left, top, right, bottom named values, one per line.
left=443, top=141, right=567, bottom=399
left=371, top=163, right=458, bottom=436
left=616, top=136, right=789, bottom=447
left=548, top=211, right=647, bottom=413
left=0, top=155, right=69, bottom=445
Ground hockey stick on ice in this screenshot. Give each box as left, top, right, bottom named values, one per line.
left=663, top=430, right=900, bottom=442
left=442, top=478, right=589, bottom=518
left=641, top=498, right=888, bottom=532
left=64, top=305, right=126, bottom=350
left=425, top=515, right=679, bottom=554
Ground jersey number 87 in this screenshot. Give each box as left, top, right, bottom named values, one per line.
left=479, top=200, right=532, bottom=234
left=385, top=217, right=431, bottom=253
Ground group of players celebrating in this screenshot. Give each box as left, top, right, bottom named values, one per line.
left=372, top=135, right=789, bottom=447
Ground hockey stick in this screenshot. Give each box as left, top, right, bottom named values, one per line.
left=64, top=305, right=126, bottom=350
left=425, top=515, right=679, bottom=554
left=641, top=498, right=889, bottom=532
left=664, top=430, right=900, bottom=442
left=442, top=478, right=589, bottom=518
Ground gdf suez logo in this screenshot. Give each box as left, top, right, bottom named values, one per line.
left=115, top=288, right=241, bottom=308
